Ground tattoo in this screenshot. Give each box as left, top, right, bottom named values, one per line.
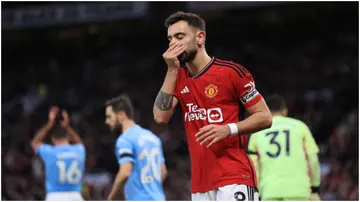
left=155, top=90, right=174, bottom=111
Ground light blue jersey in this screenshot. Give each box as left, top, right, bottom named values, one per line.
left=37, top=144, right=86, bottom=193
left=115, top=125, right=166, bottom=201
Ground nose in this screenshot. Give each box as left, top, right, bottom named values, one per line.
left=169, top=40, right=176, bottom=47
left=169, top=39, right=181, bottom=47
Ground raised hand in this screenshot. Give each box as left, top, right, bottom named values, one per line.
left=60, top=110, right=70, bottom=128
left=48, top=106, right=59, bottom=125
left=162, top=42, right=184, bottom=69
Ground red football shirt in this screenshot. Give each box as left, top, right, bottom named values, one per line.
left=173, top=57, right=263, bottom=193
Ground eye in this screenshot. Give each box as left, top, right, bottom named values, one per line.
left=177, top=34, right=185, bottom=40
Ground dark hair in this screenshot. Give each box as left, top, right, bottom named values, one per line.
left=165, top=11, right=206, bottom=31
left=51, top=125, right=67, bottom=140
left=266, top=94, right=287, bottom=112
left=105, top=94, right=134, bottom=119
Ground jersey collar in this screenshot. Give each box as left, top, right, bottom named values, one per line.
left=187, top=57, right=215, bottom=79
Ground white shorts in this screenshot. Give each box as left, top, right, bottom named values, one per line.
left=192, top=184, right=259, bottom=201
left=45, top=192, right=84, bottom=201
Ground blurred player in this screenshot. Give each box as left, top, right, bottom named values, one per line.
left=31, top=106, right=86, bottom=201
left=153, top=11, right=272, bottom=201
left=247, top=95, right=321, bottom=201
left=105, top=95, right=167, bottom=201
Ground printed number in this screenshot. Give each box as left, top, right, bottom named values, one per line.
left=265, top=130, right=290, bottom=158
left=56, top=160, right=82, bottom=184
left=139, top=148, right=161, bottom=184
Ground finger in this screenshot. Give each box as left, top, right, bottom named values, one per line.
left=206, top=137, right=219, bottom=148
left=173, top=46, right=185, bottom=57
left=50, top=107, right=58, bottom=115
left=169, top=41, right=182, bottom=48
left=199, top=124, right=213, bottom=132
left=197, top=130, right=215, bottom=142
left=200, top=133, right=215, bottom=145
left=167, top=43, right=182, bottom=52
left=163, top=47, right=182, bottom=59
left=62, top=110, right=68, bottom=116
left=195, top=130, right=205, bottom=138
left=62, top=112, right=67, bottom=119
left=168, top=44, right=184, bottom=56
left=54, top=107, right=60, bottom=113
left=195, top=126, right=212, bottom=137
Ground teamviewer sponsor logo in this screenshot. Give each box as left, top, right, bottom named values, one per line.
left=184, top=103, right=223, bottom=123
left=184, top=103, right=207, bottom=121
left=207, top=108, right=223, bottom=123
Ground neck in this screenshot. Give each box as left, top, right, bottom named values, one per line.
left=122, top=119, right=136, bottom=133
left=54, top=140, right=69, bottom=145
left=186, top=49, right=212, bottom=75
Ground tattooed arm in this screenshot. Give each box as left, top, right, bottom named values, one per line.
left=153, top=68, right=179, bottom=124
left=154, top=41, right=184, bottom=124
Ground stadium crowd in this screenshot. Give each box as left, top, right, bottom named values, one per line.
left=2, top=3, right=358, bottom=200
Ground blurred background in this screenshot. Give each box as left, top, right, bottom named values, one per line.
left=1, top=1, right=358, bottom=201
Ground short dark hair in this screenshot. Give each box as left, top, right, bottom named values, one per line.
left=165, top=11, right=206, bottom=31
left=105, top=94, right=134, bottom=119
left=266, top=94, right=287, bottom=112
left=51, top=125, right=67, bottom=140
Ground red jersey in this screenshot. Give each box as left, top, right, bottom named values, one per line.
left=173, top=57, right=263, bottom=193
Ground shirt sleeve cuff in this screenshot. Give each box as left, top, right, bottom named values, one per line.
left=118, top=157, right=135, bottom=165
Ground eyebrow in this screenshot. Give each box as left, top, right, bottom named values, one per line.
left=167, top=32, right=185, bottom=40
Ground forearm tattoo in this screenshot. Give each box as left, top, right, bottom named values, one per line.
left=155, top=90, right=174, bottom=111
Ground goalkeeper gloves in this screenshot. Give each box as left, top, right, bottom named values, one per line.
left=309, top=193, right=321, bottom=201
left=309, top=186, right=321, bottom=201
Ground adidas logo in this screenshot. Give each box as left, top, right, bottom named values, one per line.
left=181, top=86, right=190, bottom=94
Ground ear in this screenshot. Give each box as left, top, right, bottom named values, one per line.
left=117, top=111, right=127, bottom=121
left=196, top=31, right=206, bottom=45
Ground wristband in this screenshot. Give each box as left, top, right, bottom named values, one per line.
left=311, top=186, right=320, bottom=193
left=227, top=123, right=238, bottom=136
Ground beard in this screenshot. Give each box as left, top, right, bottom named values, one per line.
left=111, top=120, right=123, bottom=134
left=178, top=47, right=198, bottom=63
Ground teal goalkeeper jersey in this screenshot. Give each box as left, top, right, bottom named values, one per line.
left=248, top=116, right=319, bottom=199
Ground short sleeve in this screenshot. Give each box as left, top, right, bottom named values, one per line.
left=232, top=67, right=263, bottom=108
left=302, top=122, right=319, bottom=155
left=116, top=138, right=135, bottom=165
left=36, top=144, right=53, bottom=160
left=72, top=143, right=85, bottom=150
left=74, top=144, right=86, bottom=159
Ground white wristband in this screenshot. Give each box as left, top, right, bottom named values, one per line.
left=227, top=123, right=238, bottom=136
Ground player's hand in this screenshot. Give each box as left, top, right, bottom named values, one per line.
left=60, top=110, right=70, bottom=128
left=195, top=124, right=231, bottom=148
left=162, top=42, right=185, bottom=69
left=48, top=106, right=59, bottom=124
left=309, top=193, right=321, bottom=201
